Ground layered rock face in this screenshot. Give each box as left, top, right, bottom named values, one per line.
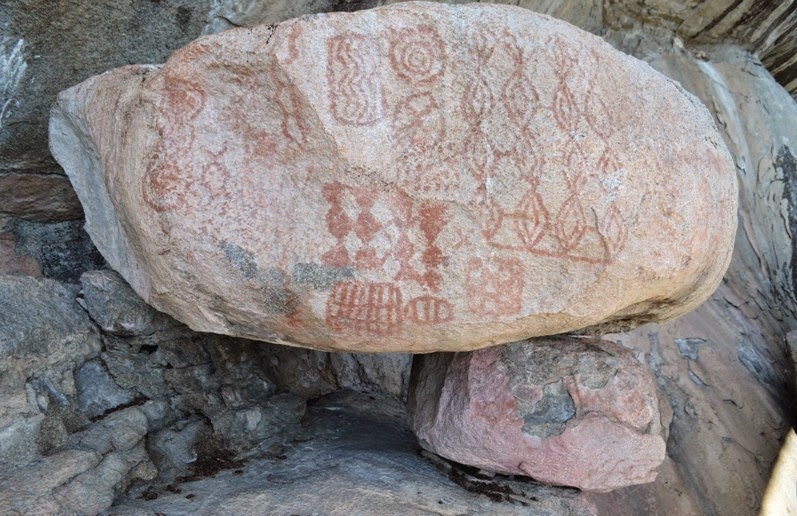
left=50, top=1, right=737, bottom=352
left=409, top=337, right=669, bottom=491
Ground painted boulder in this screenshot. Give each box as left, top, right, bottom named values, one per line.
left=49, top=2, right=737, bottom=352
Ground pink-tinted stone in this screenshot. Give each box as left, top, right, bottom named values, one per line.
left=0, top=220, right=41, bottom=277
left=408, top=337, right=669, bottom=492
left=49, top=2, right=736, bottom=352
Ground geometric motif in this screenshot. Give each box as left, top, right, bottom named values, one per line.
left=325, top=281, right=454, bottom=337
left=320, top=182, right=448, bottom=292
left=459, top=32, right=628, bottom=265
left=327, top=32, right=382, bottom=126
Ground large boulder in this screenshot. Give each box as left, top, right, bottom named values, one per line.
left=407, top=337, right=669, bottom=492
left=49, top=1, right=737, bottom=352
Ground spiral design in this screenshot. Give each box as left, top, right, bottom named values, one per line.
left=389, top=26, right=445, bottom=85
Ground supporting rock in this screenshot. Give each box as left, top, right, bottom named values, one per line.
left=408, top=337, right=668, bottom=492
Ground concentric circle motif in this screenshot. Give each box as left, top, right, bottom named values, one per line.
left=389, top=26, right=445, bottom=85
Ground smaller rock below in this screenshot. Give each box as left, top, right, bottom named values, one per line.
left=80, top=270, right=178, bottom=336
left=408, top=337, right=669, bottom=492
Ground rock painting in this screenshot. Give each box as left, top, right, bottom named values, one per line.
left=321, top=181, right=454, bottom=336
left=458, top=31, right=628, bottom=265
left=327, top=32, right=382, bottom=126
left=143, top=75, right=207, bottom=213
left=319, top=25, right=633, bottom=325
left=326, top=280, right=454, bottom=337
left=89, top=3, right=736, bottom=351
left=320, top=181, right=449, bottom=292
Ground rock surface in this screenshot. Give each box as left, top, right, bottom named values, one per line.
left=603, top=0, right=797, bottom=100
left=0, top=161, right=82, bottom=221
left=50, top=2, right=737, bottom=352
left=0, top=275, right=156, bottom=514
left=408, top=337, right=668, bottom=491
left=586, top=42, right=797, bottom=515
left=2, top=218, right=105, bottom=283
left=258, top=344, right=411, bottom=399
left=0, top=218, right=41, bottom=276
left=0, top=275, right=101, bottom=471
left=110, top=391, right=598, bottom=515
left=80, top=270, right=176, bottom=336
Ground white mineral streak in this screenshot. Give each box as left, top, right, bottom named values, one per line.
left=0, top=37, right=27, bottom=130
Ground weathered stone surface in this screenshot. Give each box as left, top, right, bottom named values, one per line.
left=0, top=449, right=103, bottom=514
left=0, top=275, right=100, bottom=388
left=80, top=270, right=176, bottom=336
left=0, top=164, right=82, bottom=221
left=110, top=391, right=597, bottom=515
left=0, top=410, right=155, bottom=515
left=408, top=337, right=668, bottom=492
left=202, top=0, right=604, bottom=37
left=5, top=218, right=105, bottom=283
left=0, top=166, right=79, bottom=223
left=603, top=0, right=797, bottom=100
left=0, top=0, right=213, bottom=162
left=0, top=218, right=41, bottom=276
left=259, top=344, right=411, bottom=399
left=50, top=1, right=737, bottom=352
left=74, top=359, right=135, bottom=419
left=0, top=275, right=100, bottom=473
left=588, top=43, right=797, bottom=515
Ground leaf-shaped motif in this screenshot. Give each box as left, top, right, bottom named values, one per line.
left=471, top=31, right=496, bottom=64
left=554, top=194, right=588, bottom=252
left=583, top=49, right=616, bottom=140
left=465, top=133, right=493, bottom=183
left=463, top=73, right=494, bottom=124
left=515, top=189, right=548, bottom=250
left=478, top=195, right=504, bottom=242
left=585, top=93, right=614, bottom=140
left=562, top=146, right=588, bottom=190
left=501, top=70, right=538, bottom=130
left=553, top=84, right=580, bottom=132
left=553, top=42, right=577, bottom=71
left=601, top=204, right=627, bottom=258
